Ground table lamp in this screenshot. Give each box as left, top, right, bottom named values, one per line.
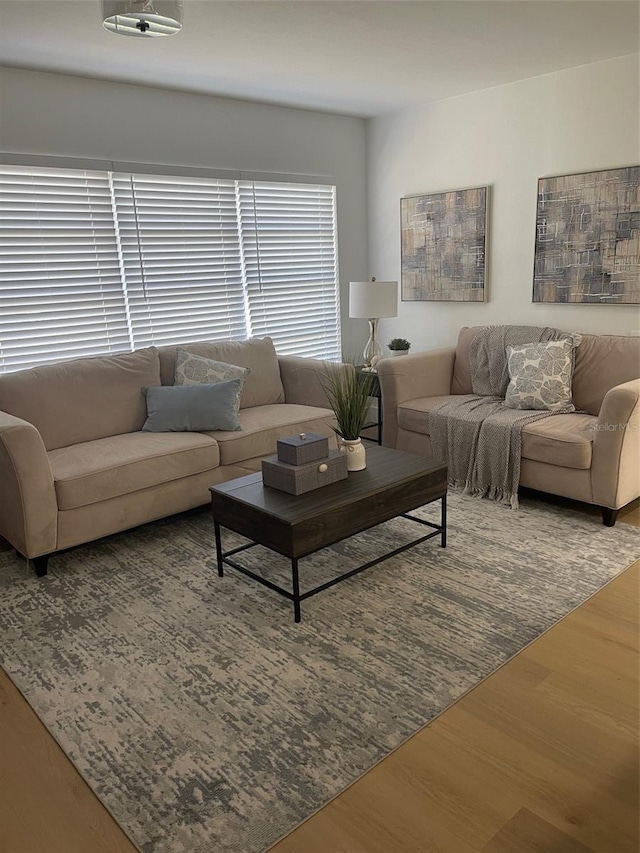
left=349, top=277, right=398, bottom=366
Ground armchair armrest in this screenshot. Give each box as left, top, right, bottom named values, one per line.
left=377, top=348, right=456, bottom=447
left=0, top=411, right=57, bottom=558
left=278, top=356, right=354, bottom=409
left=591, top=379, right=640, bottom=509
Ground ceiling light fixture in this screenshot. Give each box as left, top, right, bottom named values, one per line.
left=102, top=1, right=183, bottom=38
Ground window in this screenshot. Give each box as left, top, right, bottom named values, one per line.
left=0, top=166, right=129, bottom=372
left=238, top=181, right=340, bottom=359
left=0, top=164, right=340, bottom=373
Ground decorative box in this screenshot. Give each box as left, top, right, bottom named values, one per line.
left=262, top=450, right=348, bottom=496
left=276, top=432, right=330, bottom=466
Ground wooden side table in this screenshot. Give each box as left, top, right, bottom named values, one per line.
left=356, top=367, right=382, bottom=445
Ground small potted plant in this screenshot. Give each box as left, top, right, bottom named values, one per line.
left=321, top=367, right=373, bottom=470
left=388, top=337, right=411, bottom=356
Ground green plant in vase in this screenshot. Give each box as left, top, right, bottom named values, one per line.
left=321, top=367, right=372, bottom=470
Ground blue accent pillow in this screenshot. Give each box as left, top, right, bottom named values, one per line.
left=142, top=380, right=243, bottom=432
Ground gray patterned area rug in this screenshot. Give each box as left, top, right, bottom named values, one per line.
left=0, top=493, right=638, bottom=853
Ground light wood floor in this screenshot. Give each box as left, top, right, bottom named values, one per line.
left=1, top=501, right=638, bottom=853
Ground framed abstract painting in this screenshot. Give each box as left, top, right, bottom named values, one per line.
left=401, top=186, right=488, bottom=302
left=533, top=166, right=640, bottom=304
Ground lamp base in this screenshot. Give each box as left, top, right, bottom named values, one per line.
left=362, top=318, right=383, bottom=366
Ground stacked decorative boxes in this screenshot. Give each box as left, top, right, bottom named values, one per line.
left=261, top=432, right=348, bottom=495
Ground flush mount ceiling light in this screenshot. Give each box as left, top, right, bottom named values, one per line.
left=102, top=0, right=183, bottom=37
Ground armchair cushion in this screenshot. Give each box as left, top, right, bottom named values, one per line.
left=521, top=414, right=596, bottom=469
left=397, top=396, right=457, bottom=436
left=451, top=327, right=478, bottom=395
left=573, top=334, right=640, bottom=415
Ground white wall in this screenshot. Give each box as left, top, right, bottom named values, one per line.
left=0, top=67, right=368, bottom=354
left=2, top=59, right=639, bottom=361
left=367, top=54, right=640, bottom=354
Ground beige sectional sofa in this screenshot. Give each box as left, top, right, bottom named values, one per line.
left=378, top=327, right=640, bottom=525
left=0, top=337, right=346, bottom=575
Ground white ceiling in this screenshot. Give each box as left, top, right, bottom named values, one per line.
left=0, top=1, right=638, bottom=117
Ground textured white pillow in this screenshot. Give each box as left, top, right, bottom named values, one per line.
left=174, top=350, right=250, bottom=414
left=504, top=339, right=575, bottom=412
left=174, top=350, right=250, bottom=386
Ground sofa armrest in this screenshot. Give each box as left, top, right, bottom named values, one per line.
left=591, top=379, right=640, bottom=509
left=279, top=356, right=354, bottom=409
left=377, top=348, right=456, bottom=447
left=0, top=411, right=57, bottom=558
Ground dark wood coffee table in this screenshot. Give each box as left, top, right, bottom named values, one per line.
left=209, top=445, right=447, bottom=622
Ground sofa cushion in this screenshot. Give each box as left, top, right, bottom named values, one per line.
left=572, top=334, right=640, bottom=416
left=0, top=348, right=161, bottom=451
left=158, top=337, right=285, bottom=409
left=452, top=329, right=640, bottom=415
left=521, top=414, right=596, bottom=469
left=49, top=432, right=220, bottom=510
left=202, top=404, right=336, bottom=466
left=142, top=381, right=243, bottom=433
left=397, top=396, right=457, bottom=436
left=399, top=396, right=595, bottom=469
left=451, top=327, right=477, bottom=395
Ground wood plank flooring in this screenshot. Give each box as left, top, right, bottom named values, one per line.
left=0, top=501, right=637, bottom=853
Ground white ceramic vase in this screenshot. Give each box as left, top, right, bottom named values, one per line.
left=389, top=349, right=409, bottom=357
left=340, top=437, right=367, bottom=471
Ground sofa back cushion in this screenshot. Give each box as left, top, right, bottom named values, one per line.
left=158, top=337, right=285, bottom=409
left=0, top=348, right=161, bottom=450
left=451, top=327, right=477, bottom=394
left=452, top=326, right=640, bottom=414
left=572, top=334, right=640, bottom=415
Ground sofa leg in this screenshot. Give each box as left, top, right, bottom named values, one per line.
left=31, top=555, right=49, bottom=577
left=601, top=507, right=620, bottom=527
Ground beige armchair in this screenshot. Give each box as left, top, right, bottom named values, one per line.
left=378, top=329, right=640, bottom=525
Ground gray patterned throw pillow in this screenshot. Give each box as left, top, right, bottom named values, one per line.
left=175, top=350, right=250, bottom=410
left=505, top=339, right=575, bottom=412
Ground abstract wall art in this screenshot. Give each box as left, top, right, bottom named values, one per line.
left=533, top=166, right=640, bottom=304
left=401, top=186, right=488, bottom=302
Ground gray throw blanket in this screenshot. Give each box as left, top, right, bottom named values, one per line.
left=429, top=326, right=573, bottom=508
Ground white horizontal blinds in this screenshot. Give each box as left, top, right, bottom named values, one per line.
left=0, top=165, right=129, bottom=372
left=0, top=166, right=341, bottom=375
left=238, top=181, right=340, bottom=360
left=111, top=173, right=247, bottom=348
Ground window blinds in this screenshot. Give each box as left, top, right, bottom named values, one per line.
left=0, top=165, right=129, bottom=371
left=238, top=181, right=340, bottom=360
left=111, top=173, right=247, bottom=348
left=0, top=165, right=340, bottom=373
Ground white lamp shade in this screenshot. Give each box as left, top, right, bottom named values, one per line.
left=349, top=280, right=398, bottom=319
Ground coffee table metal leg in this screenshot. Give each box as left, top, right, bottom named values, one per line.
left=214, top=519, right=224, bottom=576
left=292, top=558, right=301, bottom=622
left=441, top=495, right=447, bottom=548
